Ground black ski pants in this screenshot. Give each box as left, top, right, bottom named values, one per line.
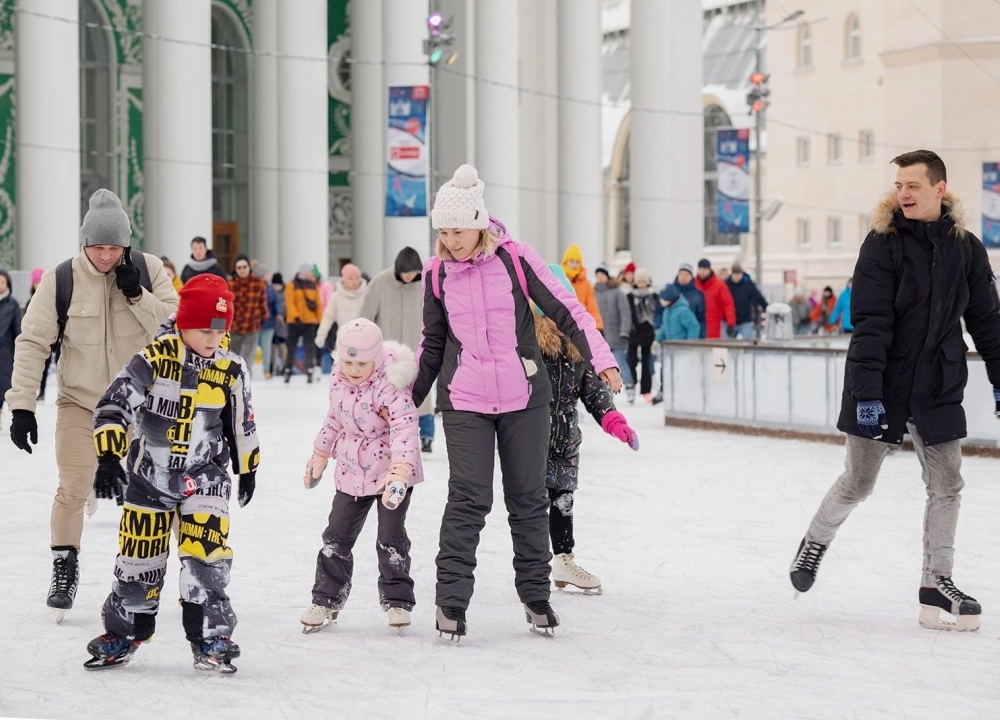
left=437, top=406, right=552, bottom=608
left=548, top=488, right=574, bottom=555
left=285, top=322, right=318, bottom=376
left=312, top=490, right=415, bottom=612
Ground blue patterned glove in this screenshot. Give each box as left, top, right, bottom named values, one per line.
left=856, top=399, right=888, bottom=440
left=993, top=388, right=1000, bottom=418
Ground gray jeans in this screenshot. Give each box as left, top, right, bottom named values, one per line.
left=807, top=423, right=964, bottom=577
left=229, top=331, right=259, bottom=368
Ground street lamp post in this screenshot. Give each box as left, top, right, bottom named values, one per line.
left=748, top=4, right=803, bottom=285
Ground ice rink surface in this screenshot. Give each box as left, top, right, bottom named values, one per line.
left=3, top=375, right=1000, bottom=720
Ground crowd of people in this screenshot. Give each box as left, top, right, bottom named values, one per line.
left=2, top=148, right=992, bottom=673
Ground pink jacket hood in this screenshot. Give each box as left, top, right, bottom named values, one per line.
left=313, top=340, right=423, bottom=497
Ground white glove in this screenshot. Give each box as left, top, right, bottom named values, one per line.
left=380, top=463, right=412, bottom=510
left=303, top=450, right=330, bottom=489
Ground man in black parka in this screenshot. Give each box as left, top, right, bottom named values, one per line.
left=790, top=150, right=1000, bottom=632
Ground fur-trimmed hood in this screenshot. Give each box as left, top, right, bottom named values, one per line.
left=381, top=340, right=417, bottom=389
left=534, top=312, right=584, bottom=364
left=871, top=190, right=968, bottom=237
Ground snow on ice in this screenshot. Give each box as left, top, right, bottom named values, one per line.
left=3, top=377, right=1000, bottom=719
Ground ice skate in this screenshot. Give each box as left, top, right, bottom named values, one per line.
left=47, top=547, right=79, bottom=624
left=789, top=537, right=828, bottom=597
left=524, top=600, right=559, bottom=637
left=83, top=632, right=142, bottom=670
left=84, top=489, right=98, bottom=518
left=625, top=384, right=635, bottom=404
left=435, top=606, right=467, bottom=643
left=300, top=604, right=338, bottom=634
left=420, top=437, right=433, bottom=454
left=191, top=637, right=240, bottom=674
left=387, top=607, right=411, bottom=634
left=918, top=576, right=981, bottom=632
left=553, top=553, right=602, bottom=595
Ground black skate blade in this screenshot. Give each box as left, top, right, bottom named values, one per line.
left=84, top=654, right=134, bottom=670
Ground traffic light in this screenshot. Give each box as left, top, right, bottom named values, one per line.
left=746, top=71, right=770, bottom=114
left=424, top=13, right=458, bottom=66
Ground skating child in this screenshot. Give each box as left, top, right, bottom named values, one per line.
left=84, top=274, right=260, bottom=673
left=300, top=318, right=422, bottom=634
left=534, top=266, right=639, bottom=596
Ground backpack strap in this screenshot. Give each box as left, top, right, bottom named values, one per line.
left=54, top=258, right=74, bottom=351
left=130, top=248, right=153, bottom=294
left=431, top=257, right=442, bottom=301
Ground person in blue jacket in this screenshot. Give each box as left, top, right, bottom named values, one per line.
left=655, top=286, right=702, bottom=342
left=830, top=278, right=853, bottom=333
left=657, top=264, right=706, bottom=339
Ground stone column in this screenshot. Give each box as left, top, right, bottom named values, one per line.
left=382, top=0, right=431, bottom=270
left=142, top=0, right=213, bottom=264
left=277, top=0, right=328, bottom=275
left=16, top=0, right=80, bottom=268
left=252, top=0, right=280, bottom=274
left=629, top=0, right=703, bottom=286
left=557, top=0, right=603, bottom=265
left=474, top=0, right=519, bottom=234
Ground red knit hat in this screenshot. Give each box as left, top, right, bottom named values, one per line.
left=176, top=274, right=234, bottom=331
left=623, top=262, right=636, bottom=274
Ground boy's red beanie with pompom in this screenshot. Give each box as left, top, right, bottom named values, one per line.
left=176, top=274, right=234, bottom=331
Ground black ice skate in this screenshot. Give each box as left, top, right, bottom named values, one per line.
left=83, top=632, right=142, bottom=670
left=47, top=546, right=80, bottom=624
left=435, top=606, right=467, bottom=643
left=191, top=637, right=240, bottom=674
left=524, top=600, right=559, bottom=637
left=420, top=437, right=433, bottom=454
left=918, top=576, right=981, bottom=632
left=789, top=538, right=828, bottom=597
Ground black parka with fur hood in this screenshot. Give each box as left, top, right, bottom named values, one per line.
left=837, top=191, right=1000, bottom=445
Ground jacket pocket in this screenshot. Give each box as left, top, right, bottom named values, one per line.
left=112, top=298, right=146, bottom=338
left=938, top=337, right=968, bottom=404
left=65, top=302, right=102, bottom=346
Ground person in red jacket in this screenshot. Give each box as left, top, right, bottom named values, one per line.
left=695, top=259, right=736, bottom=339
left=809, top=286, right=839, bottom=334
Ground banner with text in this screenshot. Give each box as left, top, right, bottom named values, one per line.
left=984, top=163, right=1000, bottom=247
left=717, top=129, right=750, bottom=234
left=386, top=85, right=429, bottom=217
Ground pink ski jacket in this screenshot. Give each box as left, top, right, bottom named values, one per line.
left=413, top=218, right=617, bottom=414
left=313, top=341, right=424, bottom=497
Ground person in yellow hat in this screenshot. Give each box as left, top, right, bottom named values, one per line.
left=560, top=244, right=603, bottom=331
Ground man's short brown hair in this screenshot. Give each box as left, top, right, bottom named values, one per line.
left=891, top=150, right=947, bottom=185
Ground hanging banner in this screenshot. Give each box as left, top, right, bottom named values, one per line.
left=717, top=128, right=750, bottom=234
left=984, top=163, right=1000, bottom=247
left=386, top=85, right=429, bottom=217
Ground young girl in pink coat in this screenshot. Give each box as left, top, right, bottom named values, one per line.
left=300, top=318, right=422, bottom=633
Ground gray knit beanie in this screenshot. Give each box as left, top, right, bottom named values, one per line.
left=80, top=189, right=132, bottom=247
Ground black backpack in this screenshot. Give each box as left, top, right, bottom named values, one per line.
left=52, top=249, right=153, bottom=351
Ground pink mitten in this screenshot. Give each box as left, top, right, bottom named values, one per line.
left=601, top=410, right=639, bottom=451
left=303, top=449, right=330, bottom=489
left=381, top=463, right=412, bottom=509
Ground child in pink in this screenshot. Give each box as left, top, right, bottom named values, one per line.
left=300, top=318, right=422, bottom=633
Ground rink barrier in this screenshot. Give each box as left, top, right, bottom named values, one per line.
left=659, top=340, right=1000, bottom=457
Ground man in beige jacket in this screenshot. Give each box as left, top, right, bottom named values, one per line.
left=5, top=189, right=178, bottom=620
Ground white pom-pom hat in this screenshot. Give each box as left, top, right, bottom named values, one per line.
left=431, top=164, right=490, bottom=230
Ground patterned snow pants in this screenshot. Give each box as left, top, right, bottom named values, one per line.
left=101, top=470, right=235, bottom=644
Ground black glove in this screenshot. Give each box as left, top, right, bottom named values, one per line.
left=94, top=454, right=128, bottom=506
left=238, top=472, right=256, bottom=508
left=114, top=249, right=142, bottom=300
left=726, top=325, right=737, bottom=339
left=10, top=410, right=38, bottom=454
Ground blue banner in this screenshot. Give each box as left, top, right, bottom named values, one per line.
left=716, top=129, right=750, bottom=234
left=984, top=163, right=1000, bottom=247
left=386, top=85, right=429, bottom=217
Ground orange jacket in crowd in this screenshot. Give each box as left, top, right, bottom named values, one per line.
left=810, top=294, right=838, bottom=332
left=561, top=244, right=604, bottom=331
left=285, top=276, right=323, bottom=325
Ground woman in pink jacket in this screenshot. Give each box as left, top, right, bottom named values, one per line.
left=414, top=165, right=621, bottom=640
left=300, top=319, right=422, bottom=634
